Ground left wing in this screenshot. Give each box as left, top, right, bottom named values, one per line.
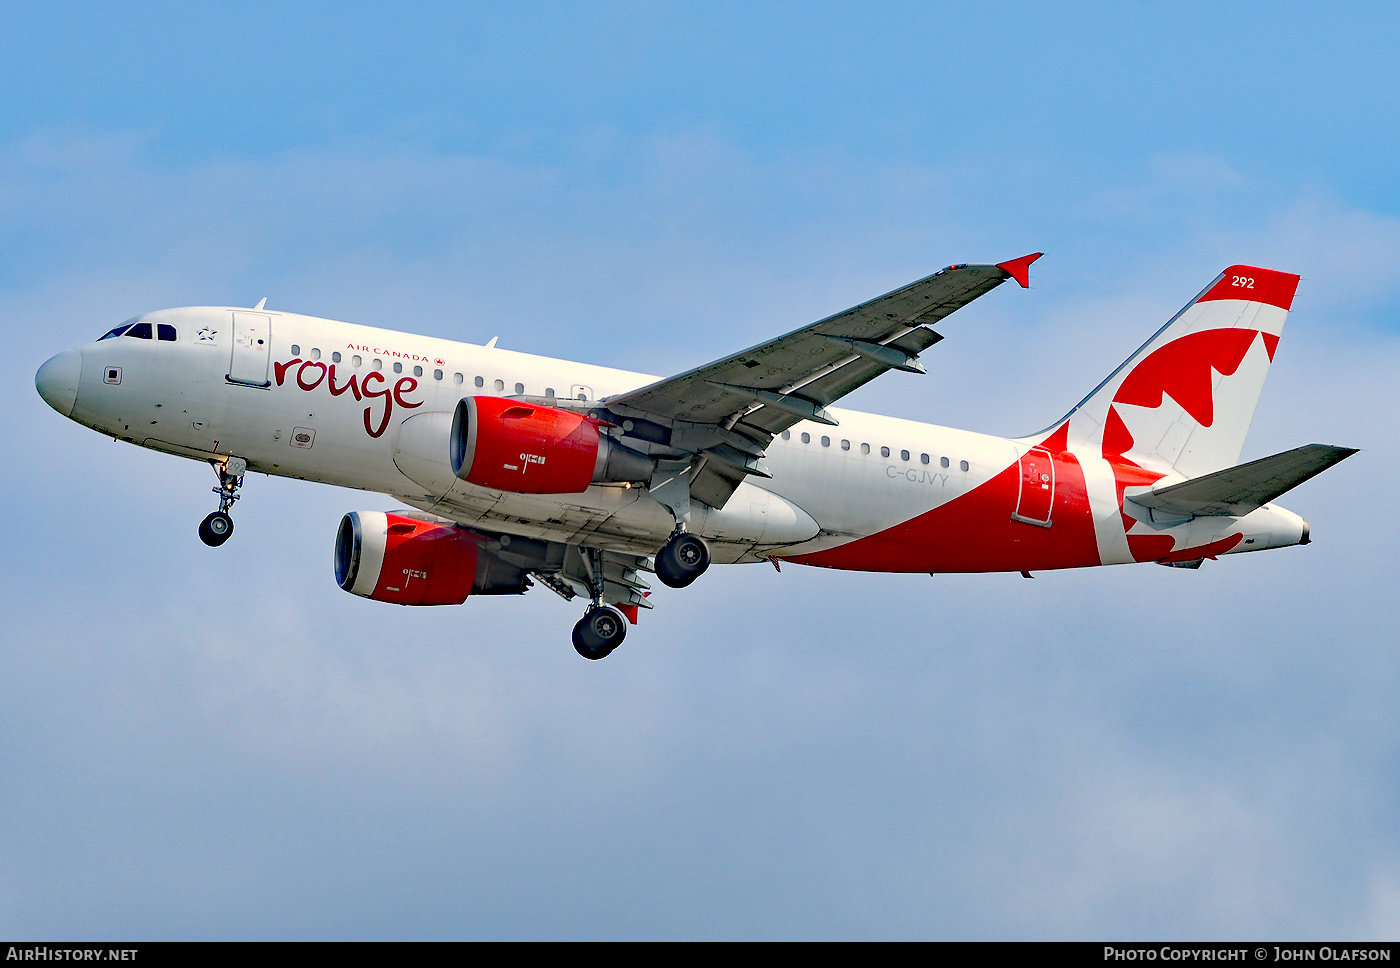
left=532, top=545, right=654, bottom=612
left=602, top=254, right=1041, bottom=509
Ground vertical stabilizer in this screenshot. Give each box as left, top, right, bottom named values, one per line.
left=1055, top=265, right=1300, bottom=479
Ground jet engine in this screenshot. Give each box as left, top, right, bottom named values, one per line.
left=450, top=396, right=653, bottom=494
left=335, top=511, right=528, bottom=605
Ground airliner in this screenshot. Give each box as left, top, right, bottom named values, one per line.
left=34, top=255, right=1355, bottom=658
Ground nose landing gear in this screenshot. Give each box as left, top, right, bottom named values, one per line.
left=198, top=511, right=233, bottom=546
left=199, top=457, right=246, bottom=547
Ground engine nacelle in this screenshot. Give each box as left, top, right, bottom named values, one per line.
left=449, top=396, right=653, bottom=493
left=335, top=511, right=480, bottom=605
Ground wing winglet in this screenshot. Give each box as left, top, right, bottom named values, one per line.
left=995, top=252, right=1043, bottom=288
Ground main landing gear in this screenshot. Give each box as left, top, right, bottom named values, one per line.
left=573, top=605, right=628, bottom=660
left=655, top=530, right=710, bottom=588
left=569, top=545, right=631, bottom=660
left=565, top=534, right=710, bottom=660
left=199, top=457, right=246, bottom=548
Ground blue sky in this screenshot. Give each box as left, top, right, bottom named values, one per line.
left=3, top=1, right=1399, bottom=939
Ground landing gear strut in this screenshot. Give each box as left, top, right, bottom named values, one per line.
left=573, top=605, right=627, bottom=660
left=569, top=545, right=630, bottom=659
left=655, top=530, right=711, bottom=588
left=200, top=457, right=245, bottom=547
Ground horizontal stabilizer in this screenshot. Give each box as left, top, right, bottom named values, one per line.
left=1129, top=444, right=1357, bottom=517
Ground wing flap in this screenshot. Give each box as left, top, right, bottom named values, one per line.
left=549, top=546, right=656, bottom=608
left=1129, top=444, right=1357, bottom=517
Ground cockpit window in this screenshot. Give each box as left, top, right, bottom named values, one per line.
left=125, top=322, right=153, bottom=339
left=157, top=324, right=177, bottom=342
left=98, top=316, right=141, bottom=340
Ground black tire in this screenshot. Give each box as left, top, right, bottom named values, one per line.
left=199, top=511, right=234, bottom=547
left=572, top=606, right=627, bottom=659
left=654, top=532, right=711, bottom=588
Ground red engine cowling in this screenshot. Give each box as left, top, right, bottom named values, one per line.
left=335, top=511, right=479, bottom=605
left=449, top=396, right=653, bottom=493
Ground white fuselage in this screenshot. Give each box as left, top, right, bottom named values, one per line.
left=58, top=306, right=1016, bottom=562
left=45, top=303, right=1305, bottom=572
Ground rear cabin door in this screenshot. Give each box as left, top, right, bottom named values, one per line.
left=228, top=312, right=272, bottom=387
left=1011, top=446, right=1055, bottom=527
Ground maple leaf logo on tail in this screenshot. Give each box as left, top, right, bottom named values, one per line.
left=1050, top=264, right=1300, bottom=560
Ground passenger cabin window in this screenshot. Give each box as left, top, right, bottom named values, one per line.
left=901, top=450, right=910, bottom=461
left=413, top=365, right=423, bottom=377
left=125, top=323, right=153, bottom=339
left=880, top=446, right=890, bottom=458
left=940, top=457, right=950, bottom=468
left=291, top=344, right=301, bottom=355
left=781, top=431, right=791, bottom=440
left=921, top=453, right=929, bottom=464
left=514, top=382, right=524, bottom=395
left=960, top=460, right=970, bottom=472
left=454, top=373, right=464, bottom=384
left=433, top=369, right=443, bottom=381
left=393, top=362, right=403, bottom=374
left=545, top=388, right=555, bottom=398
left=821, top=436, right=830, bottom=447
left=332, top=352, right=342, bottom=363
left=841, top=439, right=850, bottom=451
left=474, top=376, right=484, bottom=388
left=352, top=355, right=363, bottom=367
left=157, top=324, right=176, bottom=342
left=801, top=432, right=810, bottom=443
left=860, top=443, right=870, bottom=455
left=494, top=379, right=504, bottom=391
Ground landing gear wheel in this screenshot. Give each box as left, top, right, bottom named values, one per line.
left=199, top=511, right=234, bottom=547
left=572, top=605, right=628, bottom=660
left=655, top=532, right=711, bottom=588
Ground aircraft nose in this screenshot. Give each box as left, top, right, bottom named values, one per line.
left=35, top=349, right=82, bottom=417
